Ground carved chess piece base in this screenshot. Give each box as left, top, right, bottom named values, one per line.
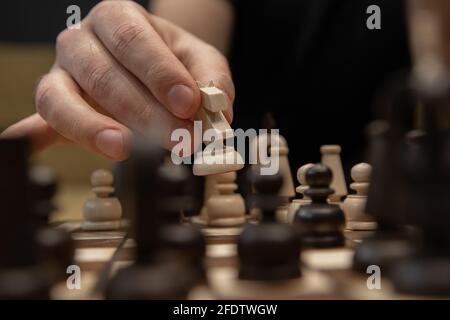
left=82, top=220, right=121, bottom=231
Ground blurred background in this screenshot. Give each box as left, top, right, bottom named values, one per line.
left=0, top=1, right=145, bottom=221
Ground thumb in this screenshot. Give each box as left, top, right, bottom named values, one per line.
left=180, top=42, right=235, bottom=123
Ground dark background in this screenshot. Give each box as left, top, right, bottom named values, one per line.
left=0, top=1, right=146, bottom=42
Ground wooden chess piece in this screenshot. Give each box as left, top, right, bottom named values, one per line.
left=29, top=166, right=74, bottom=280
left=287, top=163, right=314, bottom=223
left=208, top=166, right=339, bottom=300
left=248, top=124, right=295, bottom=223
left=0, top=137, right=53, bottom=299
left=157, top=163, right=206, bottom=284
left=293, top=164, right=346, bottom=248
left=353, top=121, right=416, bottom=273
left=204, top=171, right=246, bottom=227
left=389, top=78, right=450, bottom=294
left=29, top=166, right=58, bottom=226
left=320, top=145, right=347, bottom=202
left=272, top=135, right=295, bottom=223
left=238, top=167, right=301, bottom=281
left=106, top=138, right=194, bottom=299
left=193, top=81, right=244, bottom=176
left=195, top=175, right=217, bottom=224
left=194, top=145, right=244, bottom=176
left=342, top=163, right=377, bottom=230
left=82, top=169, right=122, bottom=231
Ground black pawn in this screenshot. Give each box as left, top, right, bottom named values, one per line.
left=106, top=138, right=194, bottom=299
left=29, top=166, right=74, bottom=280
left=0, top=137, right=52, bottom=299
left=157, top=163, right=206, bottom=284
left=293, top=164, right=345, bottom=247
left=238, top=167, right=301, bottom=280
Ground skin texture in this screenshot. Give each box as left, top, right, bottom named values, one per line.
left=0, top=0, right=235, bottom=160
left=151, top=0, right=234, bottom=54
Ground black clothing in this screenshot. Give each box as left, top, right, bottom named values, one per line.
left=229, top=0, right=411, bottom=168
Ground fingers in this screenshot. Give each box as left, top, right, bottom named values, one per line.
left=35, top=68, right=132, bottom=160
left=56, top=29, right=194, bottom=149
left=9, top=1, right=237, bottom=161
left=0, top=113, right=64, bottom=153
left=56, top=28, right=151, bottom=128
left=149, top=15, right=235, bottom=122
left=88, top=1, right=200, bottom=119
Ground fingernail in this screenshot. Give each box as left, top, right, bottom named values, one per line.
left=95, top=129, right=124, bottom=159
left=167, top=85, right=194, bottom=117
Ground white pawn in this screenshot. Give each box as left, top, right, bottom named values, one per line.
left=320, top=145, right=347, bottom=202
left=287, top=163, right=314, bottom=223
left=248, top=131, right=295, bottom=223
left=83, top=169, right=122, bottom=231
left=342, top=163, right=376, bottom=230
left=272, top=135, right=295, bottom=223
left=205, top=171, right=246, bottom=227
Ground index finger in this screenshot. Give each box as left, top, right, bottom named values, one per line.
left=89, top=1, right=201, bottom=119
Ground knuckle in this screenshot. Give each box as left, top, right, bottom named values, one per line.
left=144, top=58, right=177, bottom=89
left=135, top=104, right=154, bottom=128
left=133, top=103, right=155, bottom=130
left=108, top=96, right=131, bottom=119
left=203, top=43, right=227, bottom=63
left=111, top=23, right=146, bottom=58
left=90, top=1, right=116, bottom=19
left=55, top=30, right=72, bottom=55
left=92, top=0, right=111, bottom=11
left=85, top=62, right=114, bottom=100
left=90, top=0, right=140, bottom=26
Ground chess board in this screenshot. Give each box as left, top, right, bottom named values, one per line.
left=49, top=219, right=436, bottom=300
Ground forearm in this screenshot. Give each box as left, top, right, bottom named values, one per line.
left=149, top=0, right=234, bottom=55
